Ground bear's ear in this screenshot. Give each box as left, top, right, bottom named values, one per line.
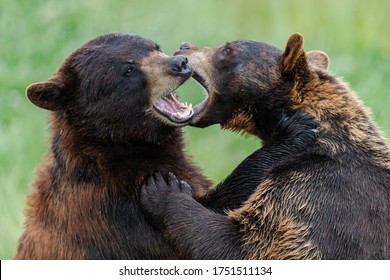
left=279, top=33, right=309, bottom=78
left=307, top=50, right=329, bottom=71
left=26, top=75, right=66, bottom=111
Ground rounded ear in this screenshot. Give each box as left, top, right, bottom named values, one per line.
left=26, top=76, right=65, bottom=111
left=306, top=50, right=329, bottom=71
left=279, top=33, right=309, bottom=78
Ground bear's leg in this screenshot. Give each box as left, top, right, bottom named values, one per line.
left=140, top=111, right=317, bottom=259
left=141, top=173, right=242, bottom=259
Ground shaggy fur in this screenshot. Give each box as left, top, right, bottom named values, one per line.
left=141, top=33, right=390, bottom=259
left=15, top=33, right=212, bottom=259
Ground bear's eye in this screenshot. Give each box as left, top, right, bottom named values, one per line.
left=124, top=66, right=135, bottom=76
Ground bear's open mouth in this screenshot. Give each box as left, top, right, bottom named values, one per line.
left=153, top=92, right=194, bottom=123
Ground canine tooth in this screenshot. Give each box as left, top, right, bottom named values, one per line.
left=189, top=103, right=192, bottom=110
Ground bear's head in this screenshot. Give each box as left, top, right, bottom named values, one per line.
left=177, top=33, right=329, bottom=141
left=27, top=33, right=194, bottom=144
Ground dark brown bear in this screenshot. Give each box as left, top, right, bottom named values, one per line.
left=141, top=33, right=390, bottom=259
left=15, top=33, right=214, bottom=259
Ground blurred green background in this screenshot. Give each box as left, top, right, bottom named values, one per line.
left=1, top=0, right=389, bottom=259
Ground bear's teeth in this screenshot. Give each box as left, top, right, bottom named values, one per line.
left=180, top=103, right=192, bottom=111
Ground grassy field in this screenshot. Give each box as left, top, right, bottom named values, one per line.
left=1, top=0, right=389, bottom=259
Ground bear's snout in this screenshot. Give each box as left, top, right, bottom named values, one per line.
left=169, top=55, right=192, bottom=76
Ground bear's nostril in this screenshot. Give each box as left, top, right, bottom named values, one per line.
left=180, top=42, right=192, bottom=51
left=170, top=55, right=190, bottom=75
left=180, top=60, right=187, bottom=70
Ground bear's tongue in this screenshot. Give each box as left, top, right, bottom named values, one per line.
left=154, top=92, right=194, bottom=123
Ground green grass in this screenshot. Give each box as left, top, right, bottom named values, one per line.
left=1, top=0, right=389, bottom=259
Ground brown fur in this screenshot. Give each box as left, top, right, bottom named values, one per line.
left=141, top=33, right=390, bottom=259
left=15, top=33, right=211, bottom=259
left=227, top=34, right=390, bottom=259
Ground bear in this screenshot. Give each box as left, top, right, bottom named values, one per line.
left=140, top=33, right=390, bottom=259
left=14, top=32, right=215, bottom=259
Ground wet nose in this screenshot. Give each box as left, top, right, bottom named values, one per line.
left=180, top=42, right=193, bottom=51
left=170, top=55, right=192, bottom=75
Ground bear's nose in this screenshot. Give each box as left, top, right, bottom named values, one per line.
left=180, top=42, right=193, bottom=51
left=170, top=55, right=191, bottom=76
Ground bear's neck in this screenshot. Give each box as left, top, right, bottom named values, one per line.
left=296, top=76, right=389, bottom=162
left=253, top=96, right=295, bottom=143
left=222, top=93, right=293, bottom=143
